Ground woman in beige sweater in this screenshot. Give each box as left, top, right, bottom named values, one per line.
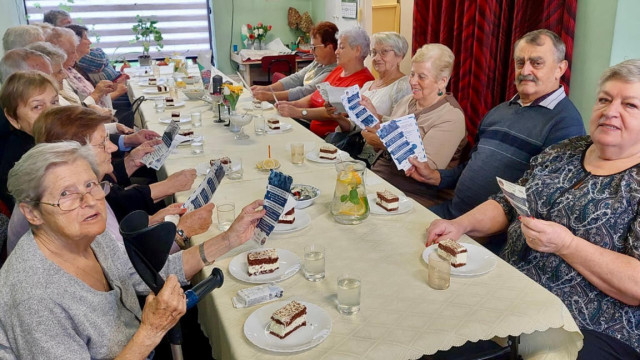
left=361, top=44, right=467, bottom=208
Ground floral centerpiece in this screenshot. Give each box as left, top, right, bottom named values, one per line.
left=247, top=22, right=272, bottom=49
left=222, top=83, right=243, bottom=111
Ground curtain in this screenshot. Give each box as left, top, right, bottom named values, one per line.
left=413, top=0, right=577, bottom=142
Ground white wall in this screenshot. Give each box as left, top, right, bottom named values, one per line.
left=324, top=0, right=360, bottom=31
left=1, top=0, right=27, bottom=58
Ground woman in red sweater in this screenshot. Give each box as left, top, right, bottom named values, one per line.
left=276, top=27, right=374, bottom=137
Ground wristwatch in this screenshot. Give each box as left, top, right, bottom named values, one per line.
left=176, top=228, right=190, bottom=248
left=301, top=109, right=308, bottom=117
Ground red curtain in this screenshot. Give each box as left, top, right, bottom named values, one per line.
left=413, top=0, right=577, bottom=142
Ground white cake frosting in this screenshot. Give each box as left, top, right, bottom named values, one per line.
left=269, top=315, right=306, bottom=337
left=376, top=199, right=399, bottom=210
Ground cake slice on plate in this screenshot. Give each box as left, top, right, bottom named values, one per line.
left=269, top=301, right=307, bottom=339
left=319, top=145, right=338, bottom=160
left=247, top=248, right=279, bottom=276
left=267, top=118, right=280, bottom=130
left=437, top=239, right=467, bottom=268
left=376, top=190, right=399, bottom=212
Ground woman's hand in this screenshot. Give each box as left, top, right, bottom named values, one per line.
left=124, top=141, right=158, bottom=176
left=224, top=200, right=266, bottom=249
left=276, top=102, right=301, bottom=118
left=149, top=203, right=187, bottom=225
left=426, top=219, right=466, bottom=246
left=177, top=203, right=214, bottom=238
left=361, top=125, right=384, bottom=149
left=94, top=80, right=116, bottom=97
left=139, top=275, right=186, bottom=340
left=405, top=156, right=441, bottom=185
left=360, top=95, right=381, bottom=120
left=123, top=129, right=160, bottom=147
left=110, top=83, right=128, bottom=99
left=165, top=169, right=197, bottom=192
left=116, top=123, right=134, bottom=135
left=520, top=216, right=576, bottom=255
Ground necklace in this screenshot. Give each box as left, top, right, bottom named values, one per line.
left=370, top=72, right=403, bottom=90
left=35, top=233, right=110, bottom=292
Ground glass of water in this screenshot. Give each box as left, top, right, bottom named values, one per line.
left=427, top=251, right=450, bottom=290
left=337, top=273, right=361, bottom=315
left=190, top=136, right=204, bottom=155
left=217, top=203, right=235, bottom=231
left=303, top=244, right=325, bottom=281
left=155, top=99, right=165, bottom=113
left=191, top=112, right=202, bottom=127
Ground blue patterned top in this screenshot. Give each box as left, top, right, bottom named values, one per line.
left=493, top=136, right=640, bottom=352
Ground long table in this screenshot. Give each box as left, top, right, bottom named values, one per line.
left=128, top=72, right=582, bottom=359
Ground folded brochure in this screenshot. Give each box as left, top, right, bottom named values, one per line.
left=181, top=160, right=225, bottom=212
left=141, top=122, right=181, bottom=170
left=251, top=170, right=293, bottom=245
left=376, top=114, right=427, bottom=171
left=341, top=85, right=379, bottom=129
left=496, top=177, right=531, bottom=216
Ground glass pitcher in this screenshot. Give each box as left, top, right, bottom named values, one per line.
left=330, top=160, right=369, bottom=224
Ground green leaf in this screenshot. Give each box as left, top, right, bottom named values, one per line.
left=348, top=188, right=360, bottom=205
left=340, top=194, right=348, bottom=203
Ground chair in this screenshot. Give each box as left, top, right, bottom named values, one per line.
left=252, top=55, right=296, bottom=86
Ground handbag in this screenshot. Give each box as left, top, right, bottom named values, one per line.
left=114, top=95, right=145, bottom=128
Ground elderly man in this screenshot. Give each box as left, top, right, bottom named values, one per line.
left=2, top=25, right=44, bottom=52
left=406, top=29, right=585, bottom=228
left=43, top=9, right=72, bottom=26
left=0, top=49, right=51, bottom=83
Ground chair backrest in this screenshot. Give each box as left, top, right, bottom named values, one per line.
left=260, top=55, right=296, bottom=83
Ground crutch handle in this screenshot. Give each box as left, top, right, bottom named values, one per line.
left=185, top=268, right=224, bottom=309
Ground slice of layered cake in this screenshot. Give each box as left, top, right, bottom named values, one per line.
left=267, top=118, right=280, bottom=130
left=157, top=85, right=168, bottom=92
left=319, top=145, right=338, bottom=160
left=376, top=190, right=399, bottom=212
left=278, top=207, right=295, bottom=224
left=437, top=239, right=467, bottom=268
left=171, top=111, right=181, bottom=122
left=247, top=248, right=279, bottom=276
left=165, top=97, right=175, bottom=106
left=148, top=77, right=157, bottom=85
left=269, top=301, right=307, bottom=339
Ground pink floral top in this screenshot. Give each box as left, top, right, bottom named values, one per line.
left=65, top=67, right=109, bottom=108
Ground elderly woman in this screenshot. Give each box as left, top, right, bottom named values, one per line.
left=427, top=59, right=640, bottom=358
left=0, top=141, right=265, bottom=358
left=7, top=106, right=205, bottom=252
left=45, top=27, right=116, bottom=110
left=24, top=42, right=70, bottom=102
left=362, top=44, right=466, bottom=207
left=276, top=26, right=375, bottom=138
left=2, top=25, right=44, bottom=52
left=252, top=21, right=338, bottom=102
left=0, top=71, right=59, bottom=210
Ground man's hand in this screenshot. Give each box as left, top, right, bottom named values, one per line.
left=123, top=129, right=160, bottom=147
left=405, top=156, right=441, bottom=186
left=224, top=200, right=266, bottom=249
left=178, top=203, right=214, bottom=238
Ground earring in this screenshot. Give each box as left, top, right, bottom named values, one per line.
left=437, top=89, right=444, bottom=96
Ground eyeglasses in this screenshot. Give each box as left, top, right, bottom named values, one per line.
left=370, top=49, right=394, bottom=57
left=91, top=135, right=110, bottom=152
left=34, top=181, right=109, bottom=211
left=310, top=44, right=326, bottom=51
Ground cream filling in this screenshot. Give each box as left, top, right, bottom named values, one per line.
left=376, top=199, right=399, bottom=210
left=248, top=262, right=279, bottom=275
left=319, top=152, right=336, bottom=159
left=437, top=248, right=467, bottom=265
left=269, top=315, right=306, bottom=336
left=267, top=122, right=280, bottom=129
left=279, top=214, right=295, bottom=221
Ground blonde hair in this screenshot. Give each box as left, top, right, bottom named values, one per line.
left=412, top=43, right=455, bottom=80
left=598, top=59, right=640, bottom=91
left=0, top=71, right=59, bottom=122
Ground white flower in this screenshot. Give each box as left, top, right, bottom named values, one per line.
left=253, top=29, right=258, bottom=36
left=258, top=29, right=264, bottom=35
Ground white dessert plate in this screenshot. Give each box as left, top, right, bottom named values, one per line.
left=265, top=122, right=293, bottom=134
left=142, top=88, right=169, bottom=94
left=244, top=300, right=331, bottom=353
left=273, top=210, right=311, bottom=234
left=165, top=101, right=186, bottom=108
left=159, top=117, right=191, bottom=124
left=306, top=150, right=348, bottom=164
left=367, top=193, right=413, bottom=215
left=138, top=79, right=166, bottom=87
left=229, top=249, right=301, bottom=284
left=422, top=243, right=497, bottom=276
left=176, top=135, right=202, bottom=146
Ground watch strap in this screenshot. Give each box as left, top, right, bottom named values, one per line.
left=199, top=243, right=215, bottom=266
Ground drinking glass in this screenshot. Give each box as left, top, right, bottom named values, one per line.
left=225, top=157, right=243, bottom=180
left=190, top=137, right=204, bottom=155
left=254, top=114, right=266, bottom=135
left=427, top=251, right=451, bottom=290
left=191, top=112, right=202, bottom=127
left=155, top=99, right=165, bottom=113
left=303, top=244, right=325, bottom=281
left=217, top=203, right=235, bottom=231
left=337, top=273, right=361, bottom=315
left=291, top=143, right=305, bottom=165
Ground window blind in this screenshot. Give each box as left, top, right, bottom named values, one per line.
left=24, top=0, right=212, bottom=61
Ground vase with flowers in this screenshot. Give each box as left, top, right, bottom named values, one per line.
left=247, top=22, right=272, bottom=50
left=222, top=83, right=243, bottom=127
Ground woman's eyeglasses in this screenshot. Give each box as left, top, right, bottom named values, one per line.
left=34, top=181, right=110, bottom=211
left=310, top=44, right=326, bottom=51
left=91, top=135, right=110, bottom=152
left=370, top=49, right=394, bottom=57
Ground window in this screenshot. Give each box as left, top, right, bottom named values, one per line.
left=24, top=0, right=212, bottom=61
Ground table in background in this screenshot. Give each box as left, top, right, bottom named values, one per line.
left=231, top=52, right=313, bottom=86
left=127, top=73, right=583, bottom=359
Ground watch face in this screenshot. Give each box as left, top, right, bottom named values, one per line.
left=302, top=110, right=308, bottom=116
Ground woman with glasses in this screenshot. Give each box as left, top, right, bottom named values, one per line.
left=276, top=26, right=375, bottom=137
left=6, top=106, right=210, bottom=255
left=251, top=21, right=338, bottom=102
left=0, top=141, right=265, bottom=359
left=361, top=44, right=467, bottom=208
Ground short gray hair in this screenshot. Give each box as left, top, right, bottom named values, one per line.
left=598, top=59, right=640, bottom=91
left=514, top=29, right=566, bottom=64
left=412, top=43, right=455, bottom=80
left=43, top=9, right=71, bottom=26
left=45, top=27, right=78, bottom=48
left=7, top=141, right=99, bottom=204
left=372, top=32, right=408, bottom=58
left=25, top=42, right=67, bottom=67
left=2, top=25, right=44, bottom=52
left=0, top=49, right=51, bottom=83
left=338, top=27, right=371, bottom=60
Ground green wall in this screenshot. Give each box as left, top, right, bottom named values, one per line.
left=610, top=0, right=640, bottom=65
left=0, top=0, right=27, bottom=58
left=211, top=0, right=320, bottom=74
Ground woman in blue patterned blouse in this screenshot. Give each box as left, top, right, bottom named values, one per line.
left=426, top=59, right=640, bottom=359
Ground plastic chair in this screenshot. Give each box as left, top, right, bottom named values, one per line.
left=253, top=55, right=296, bottom=85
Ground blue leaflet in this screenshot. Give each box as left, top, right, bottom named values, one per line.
left=252, top=170, right=293, bottom=245
left=182, top=160, right=225, bottom=212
